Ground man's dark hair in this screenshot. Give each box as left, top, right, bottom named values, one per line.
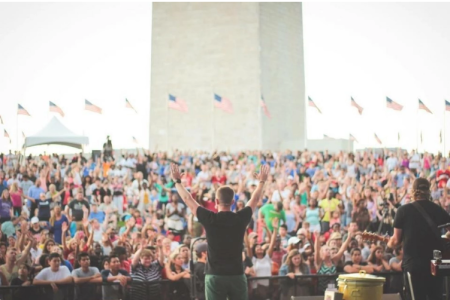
left=113, top=246, right=127, bottom=256
left=275, top=201, right=283, bottom=211
left=107, top=254, right=120, bottom=263
left=78, top=251, right=90, bottom=262
left=280, top=224, right=288, bottom=230
left=48, top=252, right=61, bottom=261
left=216, top=186, right=235, bottom=206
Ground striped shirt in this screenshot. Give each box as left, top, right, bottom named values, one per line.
left=131, top=261, right=163, bottom=300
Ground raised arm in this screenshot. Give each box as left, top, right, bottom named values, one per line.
left=246, top=165, right=270, bottom=212
left=171, top=164, right=200, bottom=216
left=266, top=218, right=278, bottom=258
left=332, top=232, right=353, bottom=264
left=314, top=230, right=322, bottom=270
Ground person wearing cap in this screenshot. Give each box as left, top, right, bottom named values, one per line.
left=388, top=177, right=450, bottom=300
left=170, top=163, right=269, bottom=300
left=281, top=237, right=302, bottom=264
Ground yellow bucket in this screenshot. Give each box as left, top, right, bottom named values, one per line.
left=337, top=270, right=385, bottom=300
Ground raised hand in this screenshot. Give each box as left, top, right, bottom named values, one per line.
left=170, top=164, right=183, bottom=181
left=62, top=222, right=68, bottom=233
left=254, top=164, right=270, bottom=182
left=272, top=217, right=279, bottom=230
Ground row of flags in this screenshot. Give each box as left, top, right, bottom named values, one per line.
left=309, top=96, right=450, bottom=114
left=13, top=99, right=137, bottom=118
left=169, top=93, right=272, bottom=118
left=327, top=132, right=444, bottom=146
left=8, top=95, right=273, bottom=119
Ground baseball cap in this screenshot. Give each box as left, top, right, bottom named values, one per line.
left=31, top=217, right=39, bottom=224
left=288, top=237, right=301, bottom=246
left=329, top=232, right=342, bottom=240
left=413, top=178, right=430, bottom=191
left=195, top=242, right=208, bottom=253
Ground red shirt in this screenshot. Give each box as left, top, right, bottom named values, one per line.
left=202, top=200, right=217, bottom=213
left=211, top=175, right=227, bottom=185
left=437, top=169, right=450, bottom=188
left=120, top=260, right=131, bottom=273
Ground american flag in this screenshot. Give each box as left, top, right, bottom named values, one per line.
left=374, top=133, right=382, bottom=145
left=4, top=129, right=9, bottom=138
left=49, top=101, right=65, bottom=117
left=22, top=131, right=26, bottom=139
left=351, top=97, right=363, bottom=115
left=85, top=100, right=102, bottom=114
left=132, top=136, right=139, bottom=144
left=386, top=97, right=403, bottom=111
left=125, top=99, right=137, bottom=113
left=445, top=100, right=450, bottom=112
left=418, top=99, right=432, bottom=114
left=260, top=96, right=271, bottom=118
left=168, top=94, right=188, bottom=112
left=349, top=134, right=358, bottom=143
left=214, top=94, right=233, bottom=113
left=308, top=97, right=322, bottom=114
left=17, top=104, right=31, bottom=116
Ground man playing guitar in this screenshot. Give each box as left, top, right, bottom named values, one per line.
left=387, top=178, right=450, bottom=300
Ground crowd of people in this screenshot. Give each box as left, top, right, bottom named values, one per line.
left=0, top=146, right=449, bottom=300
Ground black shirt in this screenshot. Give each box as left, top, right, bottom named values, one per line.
left=194, top=261, right=206, bottom=298
left=393, top=200, right=450, bottom=272
left=36, top=199, right=51, bottom=220
left=197, top=206, right=252, bottom=275
left=68, top=199, right=90, bottom=221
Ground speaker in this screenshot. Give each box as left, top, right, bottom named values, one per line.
left=91, top=150, right=102, bottom=161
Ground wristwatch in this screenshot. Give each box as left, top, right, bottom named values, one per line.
left=174, top=179, right=181, bottom=184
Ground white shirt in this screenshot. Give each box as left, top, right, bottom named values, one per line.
left=35, top=266, right=71, bottom=281
left=196, top=171, right=211, bottom=188
left=271, top=189, right=291, bottom=203
left=386, top=157, right=398, bottom=171
left=409, top=154, right=421, bottom=170
left=252, top=254, right=272, bottom=287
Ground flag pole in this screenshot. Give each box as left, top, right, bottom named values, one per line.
left=211, top=95, right=215, bottom=152
left=166, top=95, right=169, bottom=151
left=416, top=104, right=419, bottom=152
left=444, top=103, right=447, bottom=156
left=15, top=110, right=18, bottom=152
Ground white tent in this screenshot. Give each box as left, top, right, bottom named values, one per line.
left=24, top=117, right=89, bottom=149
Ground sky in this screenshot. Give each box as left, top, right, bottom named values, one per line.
left=0, top=2, right=450, bottom=155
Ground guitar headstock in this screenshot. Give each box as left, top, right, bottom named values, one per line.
left=361, top=231, right=389, bottom=243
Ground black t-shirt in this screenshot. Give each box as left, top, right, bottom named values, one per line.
left=197, top=206, right=252, bottom=275
left=68, top=199, right=90, bottom=221
left=194, top=261, right=206, bottom=297
left=92, top=188, right=111, bottom=203
left=36, top=199, right=51, bottom=220
left=393, top=200, right=450, bottom=272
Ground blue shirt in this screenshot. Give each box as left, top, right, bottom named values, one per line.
left=27, top=186, right=45, bottom=207
left=52, top=214, right=69, bottom=245
left=89, top=211, right=105, bottom=223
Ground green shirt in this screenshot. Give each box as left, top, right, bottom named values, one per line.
left=260, top=203, right=286, bottom=231
left=154, top=182, right=174, bottom=203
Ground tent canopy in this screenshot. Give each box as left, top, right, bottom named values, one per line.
left=24, top=117, right=89, bottom=149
